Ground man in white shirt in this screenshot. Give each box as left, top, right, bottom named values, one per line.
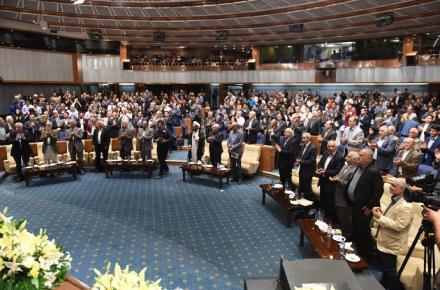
left=342, top=116, right=364, bottom=153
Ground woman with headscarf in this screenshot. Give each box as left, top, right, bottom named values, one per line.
left=188, top=121, right=205, bottom=162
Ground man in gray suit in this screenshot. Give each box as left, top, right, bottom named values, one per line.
left=227, top=122, right=244, bottom=183
left=342, top=116, right=364, bottom=153
left=118, top=119, right=133, bottom=160
left=66, top=119, right=85, bottom=174
left=370, top=126, right=397, bottom=174
left=137, top=120, right=155, bottom=178
left=330, top=151, right=359, bottom=240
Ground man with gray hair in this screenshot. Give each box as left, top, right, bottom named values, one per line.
left=346, top=148, right=383, bottom=261
left=118, top=119, right=133, bottom=160
left=207, top=123, right=224, bottom=167
left=228, top=122, right=244, bottom=183
left=370, top=126, right=396, bottom=174
left=275, top=127, right=296, bottom=190
left=296, top=132, right=317, bottom=200
left=330, top=151, right=360, bottom=239
left=66, top=119, right=85, bottom=174
left=93, top=120, right=110, bottom=172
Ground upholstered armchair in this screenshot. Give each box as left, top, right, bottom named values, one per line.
left=241, top=144, right=261, bottom=175
left=3, top=145, right=16, bottom=174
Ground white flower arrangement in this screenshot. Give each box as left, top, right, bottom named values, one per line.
left=92, top=263, right=162, bottom=290
left=0, top=209, right=71, bottom=290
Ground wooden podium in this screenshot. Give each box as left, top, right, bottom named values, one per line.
left=259, top=145, right=276, bottom=172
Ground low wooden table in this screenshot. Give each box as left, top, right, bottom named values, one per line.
left=105, top=159, right=154, bottom=177
left=23, top=162, right=78, bottom=186
left=260, top=184, right=313, bottom=228
left=180, top=163, right=230, bottom=189
left=298, top=219, right=368, bottom=272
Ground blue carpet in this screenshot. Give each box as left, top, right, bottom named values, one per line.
left=0, top=167, right=378, bottom=289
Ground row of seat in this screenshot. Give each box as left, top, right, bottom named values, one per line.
left=2, top=138, right=159, bottom=174
left=201, top=141, right=262, bottom=175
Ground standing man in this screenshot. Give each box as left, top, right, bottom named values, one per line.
left=317, top=120, right=337, bottom=156
left=154, top=120, right=171, bottom=178
left=330, top=151, right=360, bottom=240
left=346, top=148, right=383, bottom=261
left=118, top=119, right=133, bottom=160
left=227, top=122, right=244, bottom=183
left=244, top=111, right=259, bottom=144
left=394, top=138, right=421, bottom=179
left=370, top=126, right=397, bottom=174
left=66, top=119, right=85, bottom=174
left=371, top=178, right=413, bottom=290
left=137, top=120, right=154, bottom=178
left=342, top=116, right=364, bottom=153
left=275, top=128, right=297, bottom=190
left=92, top=120, right=110, bottom=172
left=316, top=140, right=345, bottom=223
left=207, top=123, right=224, bottom=167
left=9, top=122, right=32, bottom=181
left=296, top=132, right=317, bottom=200
left=420, top=125, right=440, bottom=166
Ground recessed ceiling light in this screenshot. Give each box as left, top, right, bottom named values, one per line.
left=72, top=0, right=85, bottom=4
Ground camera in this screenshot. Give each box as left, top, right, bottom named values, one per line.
left=404, top=173, right=440, bottom=209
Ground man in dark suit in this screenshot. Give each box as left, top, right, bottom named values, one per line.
left=358, top=108, right=371, bottom=137
left=316, top=140, right=345, bottom=223
left=307, top=112, right=321, bottom=136
left=296, top=132, right=317, bottom=200
left=275, top=128, right=296, bottom=190
left=9, top=122, right=32, bottom=181
left=207, top=123, right=224, bottom=167
left=228, top=122, right=244, bottom=183
left=66, top=119, right=85, bottom=174
left=92, top=120, right=110, bottom=172
left=371, top=126, right=397, bottom=174
left=421, top=125, right=440, bottom=166
left=244, top=111, right=259, bottom=144
left=154, top=120, right=171, bottom=178
left=118, top=119, right=133, bottom=160
left=318, top=120, right=337, bottom=156
left=346, top=148, right=384, bottom=261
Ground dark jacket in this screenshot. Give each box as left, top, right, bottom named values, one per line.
left=317, top=152, right=345, bottom=186
left=93, top=127, right=111, bottom=149
left=298, top=142, right=317, bottom=178
left=351, top=163, right=384, bottom=209
left=9, top=131, right=32, bottom=160
left=278, top=137, right=296, bottom=169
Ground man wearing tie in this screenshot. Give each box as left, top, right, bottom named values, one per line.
left=228, top=122, right=244, bottom=183
left=420, top=125, right=440, bottom=166
left=370, top=126, right=397, bottom=174
left=316, top=140, right=345, bottom=223
left=317, top=121, right=337, bottom=156
left=207, top=123, right=224, bottom=167
left=346, top=148, right=383, bottom=261
left=296, top=133, right=317, bottom=200
left=244, top=111, right=259, bottom=144
left=118, top=119, right=133, bottom=160
left=66, top=119, right=85, bottom=174
left=137, top=120, right=155, bottom=178
left=154, top=120, right=171, bottom=178
left=92, top=120, right=110, bottom=172
left=275, top=128, right=296, bottom=190
left=9, top=122, right=32, bottom=181
left=342, top=116, right=364, bottom=153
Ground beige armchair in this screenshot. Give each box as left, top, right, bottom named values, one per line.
left=3, top=145, right=16, bottom=174
left=108, top=138, right=120, bottom=159
left=131, top=138, right=141, bottom=160
left=221, top=140, right=229, bottom=167
left=32, top=142, right=45, bottom=165
left=241, top=144, right=261, bottom=175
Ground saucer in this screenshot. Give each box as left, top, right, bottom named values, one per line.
left=344, top=253, right=360, bottom=263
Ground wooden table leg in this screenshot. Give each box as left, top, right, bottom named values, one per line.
left=299, top=228, right=305, bottom=247
left=219, top=177, right=223, bottom=189
left=105, top=164, right=109, bottom=178
left=182, top=168, right=186, bottom=181
left=286, top=210, right=293, bottom=228
left=262, top=191, right=266, bottom=204
left=25, top=176, right=30, bottom=187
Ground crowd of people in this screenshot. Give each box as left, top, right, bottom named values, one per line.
left=131, top=53, right=250, bottom=67
left=1, top=86, right=440, bottom=289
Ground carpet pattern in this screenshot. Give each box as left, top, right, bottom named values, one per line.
left=0, top=166, right=371, bottom=289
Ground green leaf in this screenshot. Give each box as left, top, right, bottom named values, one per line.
left=31, top=278, right=39, bottom=289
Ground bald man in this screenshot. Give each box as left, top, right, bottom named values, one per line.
left=394, top=138, right=421, bottom=179
left=371, top=178, right=413, bottom=290
left=316, top=140, right=345, bottom=223
left=346, top=148, right=384, bottom=261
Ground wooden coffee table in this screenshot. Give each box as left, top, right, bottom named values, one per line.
left=180, top=163, right=230, bottom=189
left=260, top=184, right=313, bottom=228
left=298, top=219, right=368, bottom=272
left=105, top=159, right=154, bottom=177
left=23, top=161, right=78, bottom=186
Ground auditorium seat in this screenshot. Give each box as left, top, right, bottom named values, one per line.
left=3, top=145, right=16, bottom=174
left=109, top=138, right=120, bottom=159
left=32, top=142, right=45, bottom=165
left=221, top=141, right=229, bottom=167
left=241, top=144, right=261, bottom=175
left=131, top=138, right=140, bottom=160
